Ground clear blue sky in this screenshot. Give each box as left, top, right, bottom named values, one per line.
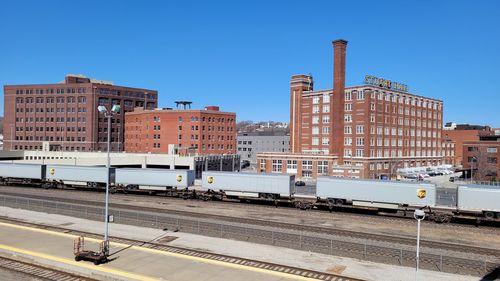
left=1, top=0, right=499, bottom=126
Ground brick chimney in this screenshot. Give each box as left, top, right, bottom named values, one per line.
left=331, top=39, right=348, bottom=161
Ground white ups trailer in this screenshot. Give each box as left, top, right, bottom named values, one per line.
left=45, top=165, right=115, bottom=188
left=115, top=168, right=195, bottom=190
left=457, top=185, right=500, bottom=218
left=0, top=163, right=45, bottom=180
left=317, top=177, right=436, bottom=209
left=202, top=171, right=295, bottom=199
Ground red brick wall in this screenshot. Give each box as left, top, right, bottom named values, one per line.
left=463, top=141, right=500, bottom=181
left=124, top=108, right=236, bottom=155
left=3, top=80, right=157, bottom=152
left=444, top=129, right=493, bottom=166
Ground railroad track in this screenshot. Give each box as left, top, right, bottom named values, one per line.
left=0, top=217, right=363, bottom=281
left=1, top=190, right=498, bottom=259
left=0, top=255, right=95, bottom=281
left=2, top=184, right=499, bottom=232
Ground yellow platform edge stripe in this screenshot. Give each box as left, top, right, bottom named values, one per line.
left=0, top=243, right=160, bottom=281
left=0, top=221, right=322, bottom=281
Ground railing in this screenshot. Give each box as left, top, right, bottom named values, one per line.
left=0, top=194, right=497, bottom=277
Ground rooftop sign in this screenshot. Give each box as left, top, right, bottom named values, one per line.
left=364, top=75, right=409, bottom=93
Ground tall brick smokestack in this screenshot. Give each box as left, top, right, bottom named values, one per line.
left=331, top=39, right=348, bottom=161
left=333, top=39, right=347, bottom=95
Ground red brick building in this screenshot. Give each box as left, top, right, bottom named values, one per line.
left=3, top=74, right=157, bottom=152
left=463, top=135, right=500, bottom=181
left=259, top=40, right=451, bottom=179
left=443, top=124, right=493, bottom=167
left=124, top=106, right=236, bottom=155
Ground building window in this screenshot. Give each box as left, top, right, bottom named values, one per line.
left=323, top=105, right=330, bottom=113
left=322, top=137, right=329, bottom=145
left=356, top=90, right=364, bottom=100
left=355, top=149, right=364, bottom=157
left=317, top=161, right=328, bottom=175
left=272, top=160, right=282, bottom=173
left=312, top=137, right=319, bottom=146
left=322, top=116, right=330, bottom=124
left=287, top=160, right=297, bottom=170
left=260, top=160, right=266, bottom=171
left=344, top=115, right=352, bottom=122
left=344, top=149, right=352, bottom=157
left=487, top=157, right=497, bottom=164
left=356, top=125, right=364, bottom=134
left=302, top=160, right=312, bottom=171
left=322, top=127, right=329, bottom=134
left=312, top=127, right=319, bottom=135
left=312, top=116, right=319, bottom=124
left=345, top=92, right=352, bottom=101
left=344, top=126, right=352, bottom=134
left=312, top=105, right=320, bottom=114
left=487, top=147, right=498, bottom=153
left=467, top=147, right=478, bottom=152
left=345, top=103, right=352, bottom=111
left=323, top=93, right=330, bottom=103
left=312, top=96, right=320, bottom=104
left=344, top=137, right=352, bottom=146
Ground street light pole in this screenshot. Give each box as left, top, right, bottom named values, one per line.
left=414, top=209, right=425, bottom=281
left=470, top=156, right=476, bottom=184
left=104, top=112, right=111, bottom=255
left=98, top=105, right=120, bottom=256
left=10, top=125, right=13, bottom=150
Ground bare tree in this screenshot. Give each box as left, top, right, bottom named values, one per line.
left=474, top=147, right=496, bottom=181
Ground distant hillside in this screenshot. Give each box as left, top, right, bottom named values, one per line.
left=237, top=120, right=289, bottom=135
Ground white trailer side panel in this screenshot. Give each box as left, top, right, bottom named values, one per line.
left=457, top=185, right=500, bottom=212
left=115, top=169, right=195, bottom=188
left=45, top=165, right=114, bottom=183
left=317, top=177, right=436, bottom=207
left=202, top=172, right=295, bottom=196
left=0, top=163, right=45, bottom=180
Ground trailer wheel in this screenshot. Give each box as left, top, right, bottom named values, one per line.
left=93, top=260, right=101, bottom=265
left=484, top=212, right=495, bottom=219
left=74, top=256, right=82, bottom=262
left=433, top=214, right=451, bottom=224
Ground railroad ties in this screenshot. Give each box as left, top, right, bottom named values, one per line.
left=0, top=256, right=95, bottom=281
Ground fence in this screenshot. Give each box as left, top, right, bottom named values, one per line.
left=0, top=194, right=497, bottom=277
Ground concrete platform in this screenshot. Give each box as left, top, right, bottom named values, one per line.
left=0, top=206, right=487, bottom=281
left=0, top=220, right=309, bottom=281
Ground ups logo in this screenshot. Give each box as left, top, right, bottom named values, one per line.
left=416, top=189, right=426, bottom=199
left=176, top=174, right=182, bottom=182
left=207, top=176, right=214, bottom=184
left=49, top=168, right=55, bottom=175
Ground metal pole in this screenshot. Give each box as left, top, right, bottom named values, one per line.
left=10, top=125, right=13, bottom=150
left=104, top=113, right=111, bottom=255
left=415, top=219, right=421, bottom=281
left=470, top=160, right=473, bottom=184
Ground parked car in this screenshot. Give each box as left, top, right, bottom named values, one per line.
left=406, top=174, right=417, bottom=180
left=295, top=180, right=306, bottom=186
left=449, top=177, right=455, bottom=182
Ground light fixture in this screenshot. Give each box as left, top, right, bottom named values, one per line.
left=111, top=105, right=121, bottom=113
